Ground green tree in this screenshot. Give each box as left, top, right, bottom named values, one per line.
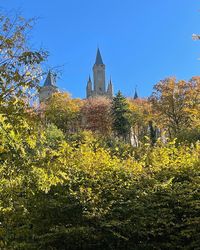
left=0, top=14, right=47, bottom=107
left=45, top=123, right=65, bottom=149
left=0, top=14, right=49, bottom=248
left=111, top=91, right=131, bottom=141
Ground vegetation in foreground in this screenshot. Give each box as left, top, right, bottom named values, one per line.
left=0, top=14, right=200, bottom=249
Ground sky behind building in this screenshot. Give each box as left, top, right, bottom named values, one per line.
left=1, top=0, right=200, bottom=98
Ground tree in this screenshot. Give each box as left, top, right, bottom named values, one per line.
left=0, top=14, right=48, bottom=144
left=1, top=11, right=200, bottom=250
left=111, top=91, right=131, bottom=141
left=0, top=14, right=47, bottom=107
left=45, top=123, right=65, bottom=149
left=0, top=14, right=49, bottom=248
left=128, top=98, right=153, bottom=145
left=188, top=77, right=200, bottom=126
left=81, top=96, right=112, bottom=136
left=150, top=77, right=200, bottom=140
left=42, top=92, right=83, bottom=134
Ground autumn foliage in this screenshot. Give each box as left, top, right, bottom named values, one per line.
left=81, top=96, right=112, bottom=135
left=0, top=14, right=200, bottom=250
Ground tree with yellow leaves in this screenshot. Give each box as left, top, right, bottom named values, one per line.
left=43, top=92, right=83, bottom=134
left=150, top=77, right=200, bottom=141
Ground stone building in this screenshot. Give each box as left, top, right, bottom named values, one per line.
left=39, top=71, right=58, bottom=103
left=39, top=49, right=114, bottom=102
left=86, top=48, right=113, bottom=98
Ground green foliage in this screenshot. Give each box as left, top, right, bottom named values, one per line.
left=111, top=91, right=131, bottom=140
left=43, top=92, right=82, bottom=134
left=0, top=14, right=47, bottom=107
left=150, top=77, right=200, bottom=140
left=97, top=135, right=135, bottom=159
left=1, top=12, right=200, bottom=250
left=45, top=123, right=65, bottom=148
left=1, top=111, right=200, bottom=249
left=128, top=98, right=152, bottom=143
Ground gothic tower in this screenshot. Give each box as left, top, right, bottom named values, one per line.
left=39, top=71, right=58, bottom=103
left=107, top=78, right=113, bottom=97
left=86, top=48, right=113, bottom=98
left=93, top=48, right=106, bottom=94
left=86, top=75, right=92, bottom=98
left=134, top=88, right=138, bottom=99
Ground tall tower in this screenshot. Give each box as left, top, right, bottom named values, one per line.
left=134, top=87, right=138, bottom=99
left=93, top=48, right=106, bottom=95
left=86, top=48, right=113, bottom=98
left=39, top=71, right=58, bottom=103
left=107, top=78, right=113, bottom=98
left=86, top=75, right=92, bottom=98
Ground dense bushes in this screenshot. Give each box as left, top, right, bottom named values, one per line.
left=1, top=117, right=200, bottom=249
left=0, top=13, right=200, bottom=250
left=32, top=140, right=200, bottom=250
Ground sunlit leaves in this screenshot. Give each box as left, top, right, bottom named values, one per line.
left=43, top=92, right=83, bottom=134
left=81, top=96, right=112, bottom=136
left=0, top=15, right=47, bottom=106
left=150, top=77, right=200, bottom=141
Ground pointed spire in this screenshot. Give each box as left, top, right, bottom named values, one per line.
left=86, top=75, right=93, bottom=98
left=109, top=76, right=112, bottom=85
left=95, top=48, right=104, bottom=65
left=134, top=87, right=138, bottom=99
left=44, top=71, right=56, bottom=87
left=107, top=77, right=113, bottom=98
left=87, top=75, right=92, bottom=89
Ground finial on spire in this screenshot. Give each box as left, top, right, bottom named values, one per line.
left=88, top=75, right=91, bottom=82
left=95, top=48, right=104, bottom=65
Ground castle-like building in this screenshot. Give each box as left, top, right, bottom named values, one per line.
left=39, top=71, right=58, bottom=103
left=39, top=49, right=114, bottom=102
left=86, top=48, right=113, bottom=98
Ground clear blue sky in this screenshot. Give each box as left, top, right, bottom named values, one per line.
left=1, top=0, right=200, bottom=98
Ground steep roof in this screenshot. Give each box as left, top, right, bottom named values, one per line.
left=95, top=48, right=104, bottom=65
left=134, top=89, right=138, bottom=99
left=44, top=71, right=56, bottom=87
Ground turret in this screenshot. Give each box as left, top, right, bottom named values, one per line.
left=134, top=87, right=138, bottom=99
left=39, top=71, right=58, bottom=103
left=86, top=75, right=93, bottom=98
left=44, top=70, right=56, bottom=87
left=107, top=78, right=113, bottom=98
left=86, top=48, right=114, bottom=99
left=93, top=48, right=106, bottom=95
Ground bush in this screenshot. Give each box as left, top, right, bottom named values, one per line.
left=2, top=132, right=199, bottom=249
